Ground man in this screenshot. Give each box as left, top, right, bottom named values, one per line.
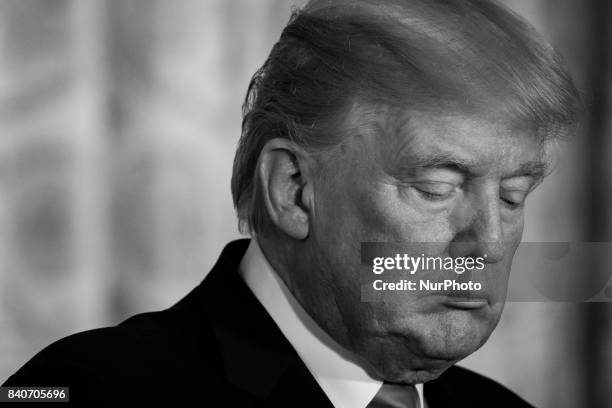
left=3, top=0, right=580, bottom=406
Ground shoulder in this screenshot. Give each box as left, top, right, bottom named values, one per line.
left=2, top=307, right=223, bottom=403
left=425, top=365, right=536, bottom=408
left=2, top=241, right=253, bottom=403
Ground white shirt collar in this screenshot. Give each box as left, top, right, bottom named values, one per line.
left=238, top=238, right=425, bottom=408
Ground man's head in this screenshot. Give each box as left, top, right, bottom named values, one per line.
left=231, top=0, right=580, bottom=384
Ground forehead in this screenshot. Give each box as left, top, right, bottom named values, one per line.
left=363, top=109, right=546, bottom=177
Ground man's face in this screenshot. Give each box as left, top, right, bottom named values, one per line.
left=297, top=109, right=546, bottom=383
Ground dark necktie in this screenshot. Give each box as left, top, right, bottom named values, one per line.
left=366, top=382, right=421, bottom=408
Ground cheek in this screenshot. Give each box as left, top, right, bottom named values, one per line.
left=352, top=183, right=453, bottom=243
left=499, top=211, right=525, bottom=258
left=506, top=212, right=525, bottom=238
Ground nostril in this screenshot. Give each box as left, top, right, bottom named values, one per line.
left=448, top=240, right=478, bottom=258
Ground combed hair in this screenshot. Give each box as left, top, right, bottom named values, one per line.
left=231, top=0, right=581, bottom=234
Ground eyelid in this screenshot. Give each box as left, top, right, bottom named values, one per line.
left=501, top=176, right=537, bottom=191
left=412, top=181, right=457, bottom=201
left=410, top=167, right=465, bottom=183
left=414, top=181, right=456, bottom=191
left=500, top=189, right=529, bottom=207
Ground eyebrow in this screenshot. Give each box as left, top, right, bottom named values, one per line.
left=393, top=152, right=549, bottom=180
left=404, top=152, right=477, bottom=174
left=506, top=161, right=549, bottom=179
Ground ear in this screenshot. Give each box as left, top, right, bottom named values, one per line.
left=257, top=138, right=315, bottom=240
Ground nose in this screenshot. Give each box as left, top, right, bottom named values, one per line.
left=449, top=189, right=505, bottom=263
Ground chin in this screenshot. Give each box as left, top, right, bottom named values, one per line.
left=414, top=323, right=493, bottom=363
left=357, top=317, right=494, bottom=384
left=360, top=345, right=456, bottom=384
left=380, top=364, right=452, bottom=385
left=418, top=338, right=484, bottom=363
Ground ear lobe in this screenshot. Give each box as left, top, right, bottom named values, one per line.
left=258, top=139, right=312, bottom=240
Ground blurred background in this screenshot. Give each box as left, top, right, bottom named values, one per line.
left=0, top=0, right=610, bottom=407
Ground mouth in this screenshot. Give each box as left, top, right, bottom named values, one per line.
left=442, top=296, right=489, bottom=310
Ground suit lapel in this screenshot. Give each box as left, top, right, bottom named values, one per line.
left=196, top=239, right=334, bottom=407
left=423, top=366, right=461, bottom=408
left=263, top=356, right=337, bottom=408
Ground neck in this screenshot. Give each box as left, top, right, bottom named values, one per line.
left=256, top=234, right=355, bottom=358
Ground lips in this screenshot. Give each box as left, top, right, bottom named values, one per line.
left=442, top=296, right=489, bottom=310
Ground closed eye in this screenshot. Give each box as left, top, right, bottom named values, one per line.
left=413, top=182, right=457, bottom=201
left=500, top=190, right=528, bottom=209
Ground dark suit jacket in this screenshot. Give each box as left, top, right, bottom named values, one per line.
left=3, top=239, right=534, bottom=407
